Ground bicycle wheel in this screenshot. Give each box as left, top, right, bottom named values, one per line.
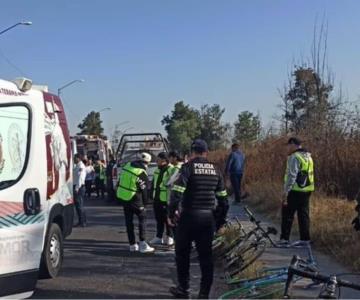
left=219, top=281, right=284, bottom=299
left=225, top=267, right=287, bottom=285
left=215, top=235, right=246, bottom=259
left=227, top=241, right=266, bottom=277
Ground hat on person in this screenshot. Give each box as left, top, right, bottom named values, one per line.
left=140, top=152, right=152, bottom=163
left=157, top=152, right=169, bottom=161
left=191, top=139, right=209, bottom=153
left=287, top=137, right=302, bottom=146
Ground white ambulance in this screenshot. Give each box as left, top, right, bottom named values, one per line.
left=0, top=78, right=74, bottom=298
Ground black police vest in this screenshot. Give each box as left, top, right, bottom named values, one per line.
left=183, top=160, right=219, bottom=210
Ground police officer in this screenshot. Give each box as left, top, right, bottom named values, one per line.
left=168, top=139, right=229, bottom=299
left=116, top=152, right=154, bottom=253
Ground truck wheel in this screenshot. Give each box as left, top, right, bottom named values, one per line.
left=39, top=223, right=63, bottom=279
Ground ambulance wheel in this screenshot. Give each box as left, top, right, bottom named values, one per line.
left=39, top=223, right=64, bottom=279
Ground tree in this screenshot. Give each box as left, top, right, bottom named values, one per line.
left=199, top=104, right=229, bottom=150
left=283, top=66, right=333, bottom=134
left=233, top=111, right=261, bottom=145
left=161, top=101, right=201, bottom=153
left=78, top=111, right=104, bottom=136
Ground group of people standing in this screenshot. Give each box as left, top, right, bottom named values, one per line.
left=73, top=154, right=116, bottom=227
left=116, top=150, right=184, bottom=253
left=73, top=136, right=360, bottom=299
left=116, top=140, right=229, bottom=299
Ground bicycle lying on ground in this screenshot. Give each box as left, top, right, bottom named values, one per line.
left=219, top=242, right=318, bottom=299
left=223, top=206, right=278, bottom=278
left=284, top=255, right=360, bottom=299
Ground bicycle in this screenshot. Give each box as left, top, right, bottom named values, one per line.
left=219, top=243, right=318, bottom=299
left=190, top=216, right=246, bottom=260
left=284, top=255, right=360, bottom=299
left=212, top=217, right=248, bottom=259
left=223, top=207, right=277, bottom=277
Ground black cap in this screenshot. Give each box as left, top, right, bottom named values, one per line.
left=157, top=152, right=169, bottom=160
left=191, top=139, right=208, bottom=152
left=169, top=150, right=179, bottom=157
left=287, top=137, right=302, bottom=146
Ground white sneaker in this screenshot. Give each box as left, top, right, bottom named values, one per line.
left=150, top=237, right=163, bottom=245
left=291, top=240, right=311, bottom=247
left=139, top=241, right=155, bottom=253
left=164, top=236, right=174, bottom=246
left=276, top=239, right=290, bottom=248
left=129, top=243, right=139, bottom=252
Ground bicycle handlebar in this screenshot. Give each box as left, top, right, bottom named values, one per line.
left=243, top=206, right=278, bottom=246
left=284, top=255, right=360, bottom=298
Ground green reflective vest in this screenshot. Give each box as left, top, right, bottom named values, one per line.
left=117, top=162, right=147, bottom=201
left=95, top=164, right=106, bottom=181
left=284, top=152, right=315, bottom=192
left=170, top=162, right=183, bottom=176
left=153, top=165, right=174, bottom=203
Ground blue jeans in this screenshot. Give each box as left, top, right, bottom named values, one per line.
left=230, top=173, right=243, bottom=202
left=74, top=185, right=86, bottom=225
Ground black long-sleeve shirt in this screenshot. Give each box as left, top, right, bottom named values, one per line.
left=169, top=156, right=229, bottom=225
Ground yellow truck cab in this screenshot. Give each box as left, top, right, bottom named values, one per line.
left=0, top=78, right=73, bottom=298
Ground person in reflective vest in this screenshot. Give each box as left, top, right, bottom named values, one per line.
left=94, top=159, right=106, bottom=198
left=116, top=152, right=154, bottom=253
left=278, top=137, right=315, bottom=247
left=168, top=139, right=229, bottom=299
left=166, top=150, right=184, bottom=189
left=150, top=152, right=174, bottom=246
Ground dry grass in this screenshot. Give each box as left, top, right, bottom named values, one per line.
left=248, top=182, right=360, bottom=271
left=210, top=135, right=360, bottom=271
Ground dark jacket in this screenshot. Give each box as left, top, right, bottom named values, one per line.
left=225, top=150, right=245, bottom=174
left=169, top=157, right=229, bottom=227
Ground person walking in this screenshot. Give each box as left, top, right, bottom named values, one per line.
left=278, top=137, right=315, bottom=246
left=116, top=152, right=154, bottom=253
left=225, top=143, right=245, bottom=203
left=150, top=152, right=174, bottom=246
left=73, top=154, right=87, bottom=227
left=168, top=139, right=229, bottom=299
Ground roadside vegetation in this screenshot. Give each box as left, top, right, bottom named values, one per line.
left=161, top=21, right=360, bottom=272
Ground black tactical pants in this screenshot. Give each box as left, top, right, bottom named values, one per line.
left=123, top=203, right=146, bottom=245
left=153, top=201, right=173, bottom=238
left=280, top=191, right=311, bottom=241
left=175, top=210, right=215, bottom=297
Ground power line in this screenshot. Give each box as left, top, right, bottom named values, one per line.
left=0, top=47, right=27, bottom=77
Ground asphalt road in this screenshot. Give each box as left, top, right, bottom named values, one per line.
left=32, top=197, right=225, bottom=299
left=32, top=197, right=360, bottom=299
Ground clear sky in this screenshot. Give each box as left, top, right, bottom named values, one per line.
left=1, top=0, right=360, bottom=137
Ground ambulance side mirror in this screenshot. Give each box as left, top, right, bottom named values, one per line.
left=23, top=188, right=41, bottom=215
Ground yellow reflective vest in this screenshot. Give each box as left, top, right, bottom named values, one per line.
left=117, top=162, right=147, bottom=201
left=284, top=152, right=315, bottom=193
left=153, top=165, right=173, bottom=203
